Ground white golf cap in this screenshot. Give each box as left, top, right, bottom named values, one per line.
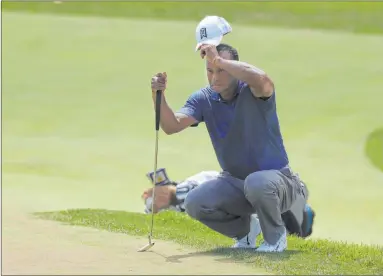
left=195, top=15, right=232, bottom=51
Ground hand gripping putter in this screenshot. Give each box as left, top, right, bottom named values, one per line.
left=137, top=90, right=162, bottom=252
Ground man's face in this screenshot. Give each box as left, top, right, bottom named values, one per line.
left=206, top=50, right=237, bottom=94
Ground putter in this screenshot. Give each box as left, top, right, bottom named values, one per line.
left=137, top=89, right=162, bottom=253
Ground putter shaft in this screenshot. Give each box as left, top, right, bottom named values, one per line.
left=138, top=90, right=162, bottom=253
left=149, top=130, right=159, bottom=239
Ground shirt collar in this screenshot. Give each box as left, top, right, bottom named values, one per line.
left=209, top=81, right=243, bottom=103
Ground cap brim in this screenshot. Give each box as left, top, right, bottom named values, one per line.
left=195, top=36, right=222, bottom=52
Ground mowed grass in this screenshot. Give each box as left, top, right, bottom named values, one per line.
left=35, top=209, right=383, bottom=275
left=2, top=9, right=383, bottom=253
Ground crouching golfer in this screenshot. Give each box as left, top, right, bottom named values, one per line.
left=150, top=42, right=308, bottom=252
left=141, top=168, right=315, bottom=241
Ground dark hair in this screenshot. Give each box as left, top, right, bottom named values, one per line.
left=216, top=43, right=239, bottom=61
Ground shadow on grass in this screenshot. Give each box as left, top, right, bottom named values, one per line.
left=150, top=246, right=301, bottom=264
left=365, top=127, right=383, bottom=172
left=34, top=208, right=383, bottom=275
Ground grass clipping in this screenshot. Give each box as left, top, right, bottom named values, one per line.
left=35, top=209, right=383, bottom=275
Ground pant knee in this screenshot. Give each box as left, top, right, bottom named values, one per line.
left=184, top=190, right=203, bottom=219
left=244, top=171, right=275, bottom=203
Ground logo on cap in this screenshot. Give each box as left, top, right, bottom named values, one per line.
left=200, top=27, right=208, bottom=40
left=146, top=168, right=170, bottom=186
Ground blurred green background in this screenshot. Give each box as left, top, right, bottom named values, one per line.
left=3, top=1, right=383, bottom=34
left=2, top=1, right=383, bottom=246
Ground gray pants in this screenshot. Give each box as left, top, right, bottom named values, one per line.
left=184, top=166, right=303, bottom=245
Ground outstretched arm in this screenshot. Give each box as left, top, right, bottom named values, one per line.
left=142, top=175, right=200, bottom=214
left=152, top=92, right=197, bottom=135
left=199, top=45, right=274, bottom=98
left=214, top=58, right=274, bottom=98
left=151, top=72, right=198, bottom=134
left=142, top=171, right=220, bottom=213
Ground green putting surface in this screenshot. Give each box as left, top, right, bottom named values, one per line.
left=2, top=9, right=383, bottom=249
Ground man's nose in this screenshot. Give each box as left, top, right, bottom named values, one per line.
left=212, top=73, right=220, bottom=83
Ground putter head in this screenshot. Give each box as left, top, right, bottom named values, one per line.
left=137, top=235, right=155, bottom=252
left=137, top=242, right=155, bottom=252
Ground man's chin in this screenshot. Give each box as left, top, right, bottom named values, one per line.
left=211, top=85, right=223, bottom=93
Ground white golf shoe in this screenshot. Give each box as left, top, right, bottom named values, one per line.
left=232, top=215, right=262, bottom=249
left=256, top=227, right=287, bottom=252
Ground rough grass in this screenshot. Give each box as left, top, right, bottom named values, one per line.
left=35, top=209, right=383, bottom=275
left=2, top=1, right=383, bottom=35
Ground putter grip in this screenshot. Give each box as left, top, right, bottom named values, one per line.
left=155, top=90, right=162, bottom=131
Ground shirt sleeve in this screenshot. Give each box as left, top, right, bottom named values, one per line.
left=256, top=89, right=276, bottom=113
left=176, top=90, right=205, bottom=126
left=241, top=82, right=276, bottom=112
